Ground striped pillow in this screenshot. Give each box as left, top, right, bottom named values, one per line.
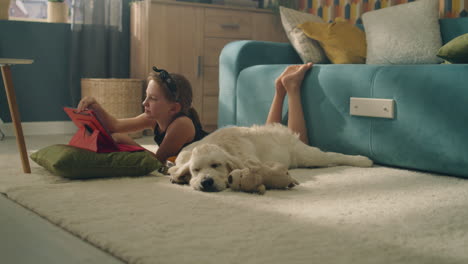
left=280, top=6, right=329, bottom=64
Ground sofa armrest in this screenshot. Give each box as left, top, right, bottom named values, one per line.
left=218, top=40, right=302, bottom=127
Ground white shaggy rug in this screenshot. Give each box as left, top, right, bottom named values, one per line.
left=2, top=153, right=468, bottom=264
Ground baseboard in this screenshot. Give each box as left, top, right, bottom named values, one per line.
left=0, top=121, right=76, bottom=137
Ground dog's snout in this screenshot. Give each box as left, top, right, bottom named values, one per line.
left=201, top=178, right=214, bottom=189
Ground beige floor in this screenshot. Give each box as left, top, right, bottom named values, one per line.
left=0, top=134, right=155, bottom=264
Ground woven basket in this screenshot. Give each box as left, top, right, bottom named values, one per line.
left=81, top=78, right=145, bottom=139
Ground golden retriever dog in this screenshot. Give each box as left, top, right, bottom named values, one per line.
left=169, top=123, right=373, bottom=192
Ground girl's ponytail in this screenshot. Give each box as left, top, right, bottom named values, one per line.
left=187, top=107, right=204, bottom=131
left=187, top=107, right=209, bottom=139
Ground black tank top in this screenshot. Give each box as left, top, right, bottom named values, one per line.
left=153, top=113, right=208, bottom=150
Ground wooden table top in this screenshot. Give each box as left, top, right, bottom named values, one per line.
left=0, top=58, right=34, bottom=65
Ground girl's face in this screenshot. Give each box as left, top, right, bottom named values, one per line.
left=142, top=80, right=176, bottom=120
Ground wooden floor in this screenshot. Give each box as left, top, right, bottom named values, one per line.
left=0, top=194, right=125, bottom=264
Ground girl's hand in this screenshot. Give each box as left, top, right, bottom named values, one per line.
left=77, top=96, right=98, bottom=112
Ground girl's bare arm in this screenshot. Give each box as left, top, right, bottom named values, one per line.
left=155, top=116, right=195, bottom=162
left=77, top=96, right=155, bottom=133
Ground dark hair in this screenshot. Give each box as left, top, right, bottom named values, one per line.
left=148, top=70, right=204, bottom=130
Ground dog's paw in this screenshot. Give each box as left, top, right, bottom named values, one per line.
left=291, top=176, right=300, bottom=186
left=168, top=165, right=191, bottom=185
left=286, top=175, right=300, bottom=189
left=169, top=174, right=191, bottom=185
left=354, top=156, right=373, bottom=167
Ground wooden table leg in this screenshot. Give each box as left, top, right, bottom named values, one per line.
left=1, top=65, right=31, bottom=173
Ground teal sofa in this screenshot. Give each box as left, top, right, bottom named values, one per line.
left=218, top=17, right=468, bottom=178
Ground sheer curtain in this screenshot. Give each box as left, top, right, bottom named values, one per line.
left=68, top=0, right=130, bottom=106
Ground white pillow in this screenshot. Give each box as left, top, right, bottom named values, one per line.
left=279, top=6, right=328, bottom=64
left=362, top=0, right=443, bottom=64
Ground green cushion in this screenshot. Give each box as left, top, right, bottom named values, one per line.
left=30, top=144, right=162, bottom=179
left=437, top=33, right=468, bottom=63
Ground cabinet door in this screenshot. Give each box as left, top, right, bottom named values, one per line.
left=204, top=8, right=252, bottom=39
left=130, top=1, right=148, bottom=80
left=252, top=12, right=288, bottom=43
left=148, top=3, right=204, bottom=114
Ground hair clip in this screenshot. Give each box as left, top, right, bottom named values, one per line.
left=152, top=66, right=177, bottom=98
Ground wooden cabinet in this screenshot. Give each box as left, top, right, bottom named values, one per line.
left=130, top=0, right=287, bottom=132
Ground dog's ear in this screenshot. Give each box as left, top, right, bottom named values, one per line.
left=169, top=161, right=191, bottom=185
left=244, top=159, right=262, bottom=171
left=174, top=149, right=192, bottom=165
left=224, top=152, right=244, bottom=172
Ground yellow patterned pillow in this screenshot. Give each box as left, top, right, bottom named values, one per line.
left=298, top=21, right=366, bottom=64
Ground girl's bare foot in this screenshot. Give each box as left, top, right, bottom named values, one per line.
left=281, top=63, right=313, bottom=95
left=266, top=63, right=313, bottom=128
left=274, top=72, right=287, bottom=98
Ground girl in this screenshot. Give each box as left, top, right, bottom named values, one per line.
left=77, top=66, right=208, bottom=163
left=266, top=62, right=313, bottom=144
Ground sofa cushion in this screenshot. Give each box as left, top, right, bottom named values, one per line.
left=368, top=65, right=468, bottom=177
left=439, top=17, right=468, bottom=44
left=236, top=65, right=289, bottom=127
left=437, top=33, right=468, bottom=63
left=298, top=21, right=366, bottom=64
left=279, top=6, right=328, bottom=64
left=362, top=0, right=443, bottom=64
left=30, top=144, right=162, bottom=179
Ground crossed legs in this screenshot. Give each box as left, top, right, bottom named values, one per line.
left=266, top=63, right=313, bottom=145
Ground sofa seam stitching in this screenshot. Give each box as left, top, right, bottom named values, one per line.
left=368, top=67, right=381, bottom=158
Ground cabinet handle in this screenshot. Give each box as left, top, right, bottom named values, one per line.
left=220, top=23, right=240, bottom=29
left=197, top=56, right=202, bottom=78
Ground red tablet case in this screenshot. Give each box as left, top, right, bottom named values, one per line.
left=64, top=107, right=145, bottom=153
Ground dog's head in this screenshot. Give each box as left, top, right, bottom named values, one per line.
left=169, top=144, right=243, bottom=192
